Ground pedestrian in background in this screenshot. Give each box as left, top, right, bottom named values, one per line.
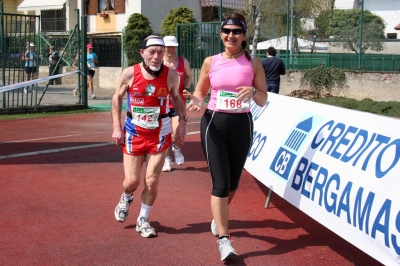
left=72, top=43, right=98, bottom=98
left=161, top=35, right=193, bottom=172
left=23, top=43, right=37, bottom=93
left=261, top=46, right=286, bottom=94
left=48, top=46, right=60, bottom=85
left=187, top=13, right=268, bottom=262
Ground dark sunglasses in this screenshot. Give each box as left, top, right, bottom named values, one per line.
left=221, top=28, right=244, bottom=35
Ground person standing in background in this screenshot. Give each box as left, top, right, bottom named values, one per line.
left=73, top=43, right=98, bottom=98
left=23, top=43, right=37, bottom=93
left=161, top=35, right=193, bottom=172
left=48, top=46, right=59, bottom=85
left=261, top=46, right=285, bottom=94
left=187, top=13, right=268, bottom=261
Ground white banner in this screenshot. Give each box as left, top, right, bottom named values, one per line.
left=245, top=93, right=400, bottom=266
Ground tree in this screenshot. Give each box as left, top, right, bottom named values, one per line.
left=161, top=7, right=197, bottom=36
left=245, top=0, right=334, bottom=54
left=322, top=9, right=385, bottom=54
left=124, top=13, right=153, bottom=66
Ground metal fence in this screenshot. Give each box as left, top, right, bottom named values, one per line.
left=1, top=2, right=82, bottom=109
left=176, top=21, right=400, bottom=93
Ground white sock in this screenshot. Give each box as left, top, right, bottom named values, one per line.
left=137, top=203, right=152, bottom=221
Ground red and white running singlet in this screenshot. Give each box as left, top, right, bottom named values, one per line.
left=168, top=56, right=185, bottom=109
left=124, top=64, right=171, bottom=137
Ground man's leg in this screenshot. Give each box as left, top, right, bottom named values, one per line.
left=267, top=84, right=279, bottom=94
left=114, top=153, right=144, bottom=222
left=142, top=149, right=168, bottom=206
left=135, top=149, right=168, bottom=237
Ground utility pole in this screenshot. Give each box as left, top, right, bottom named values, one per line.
left=358, top=0, right=364, bottom=69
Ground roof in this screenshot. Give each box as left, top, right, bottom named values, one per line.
left=17, top=0, right=66, bottom=12
left=395, top=23, right=400, bottom=30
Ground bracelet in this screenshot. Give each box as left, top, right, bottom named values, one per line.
left=252, top=87, right=257, bottom=96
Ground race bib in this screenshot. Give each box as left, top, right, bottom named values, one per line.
left=216, top=90, right=249, bottom=112
left=130, top=106, right=160, bottom=129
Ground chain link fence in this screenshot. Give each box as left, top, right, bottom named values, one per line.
left=1, top=2, right=82, bottom=110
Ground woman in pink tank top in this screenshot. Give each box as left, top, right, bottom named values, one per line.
left=187, top=13, right=268, bottom=262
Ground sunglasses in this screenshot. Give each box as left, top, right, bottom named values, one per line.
left=221, top=28, right=244, bottom=35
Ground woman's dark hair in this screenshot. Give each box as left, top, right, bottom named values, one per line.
left=222, top=13, right=251, bottom=61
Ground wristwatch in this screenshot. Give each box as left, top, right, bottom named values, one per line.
left=179, top=115, right=188, bottom=122
left=252, top=87, right=257, bottom=96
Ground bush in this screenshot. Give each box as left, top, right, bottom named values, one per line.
left=300, top=63, right=347, bottom=95
left=124, top=13, right=153, bottom=66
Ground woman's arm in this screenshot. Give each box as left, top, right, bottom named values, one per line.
left=187, top=56, right=212, bottom=111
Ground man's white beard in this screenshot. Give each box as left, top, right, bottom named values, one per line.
left=149, top=65, right=160, bottom=71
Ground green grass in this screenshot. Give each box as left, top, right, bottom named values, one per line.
left=311, top=97, right=400, bottom=117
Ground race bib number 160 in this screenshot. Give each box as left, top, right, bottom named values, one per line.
left=216, top=90, right=249, bottom=112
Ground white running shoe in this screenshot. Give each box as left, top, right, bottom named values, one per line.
left=114, top=194, right=133, bottom=222
left=91, top=93, right=96, bottom=99
left=218, top=237, right=237, bottom=261
left=136, top=217, right=157, bottom=238
left=162, top=156, right=172, bottom=172
left=211, top=219, right=219, bottom=236
left=23, top=87, right=27, bottom=93
left=172, top=145, right=184, bottom=165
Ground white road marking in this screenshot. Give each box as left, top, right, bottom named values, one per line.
left=0, top=143, right=113, bottom=160
left=0, top=131, right=109, bottom=144
left=0, top=128, right=200, bottom=160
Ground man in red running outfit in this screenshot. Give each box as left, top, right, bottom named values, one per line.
left=111, top=35, right=188, bottom=238
left=161, top=35, right=193, bottom=172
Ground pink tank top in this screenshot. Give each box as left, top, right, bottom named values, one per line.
left=208, top=53, right=254, bottom=113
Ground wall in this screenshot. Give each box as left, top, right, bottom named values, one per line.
left=33, top=67, right=399, bottom=102
left=280, top=71, right=400, bottom=102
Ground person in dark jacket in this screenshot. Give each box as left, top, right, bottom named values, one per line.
left=261, top=46, right=286, bottom=94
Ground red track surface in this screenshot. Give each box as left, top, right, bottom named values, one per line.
left=0, top=108, right=383, bottom=265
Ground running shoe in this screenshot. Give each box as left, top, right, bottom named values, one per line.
left=73, top=89, right=78, bottom=97
left=172, top=145, right=184, bottom=165
left=218, top=237, right=237, bottom=261
left=136, top=217, right=157, bottom=238
left=23, top=87, right=27, bottom=93
left=114, top=194, right=133, bottom=222
left=91, top=93, right=96, bottom=99
left=162, top=156, right=172, bottom=172
left=211, top=219, right=219, bottom=236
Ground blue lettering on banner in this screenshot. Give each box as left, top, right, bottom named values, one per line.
left=250, top=100, right=269, bottom=121
left=264, top=112, right=400, bottom=257
left=269, top=113, right=324, bottom=182
left=310, top=120, right=400, bottom=178
left=289, top=157, right=400, bottom=255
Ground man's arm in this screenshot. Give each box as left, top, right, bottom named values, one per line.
left=280, top=59, right=286, bottom=75
left=111, top=66, right=133, bottom=145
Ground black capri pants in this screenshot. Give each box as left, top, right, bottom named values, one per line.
left=200, top=109, right=254, bottom=198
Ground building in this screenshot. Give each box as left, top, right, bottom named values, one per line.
left=335, top=0, right=400, bottom=39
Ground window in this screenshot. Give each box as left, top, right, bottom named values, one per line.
left=86, top=0, right=125, bottom=15
left=387, top=33, right=397, bottom=39
left=100, top=0, right=113, bottom=12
